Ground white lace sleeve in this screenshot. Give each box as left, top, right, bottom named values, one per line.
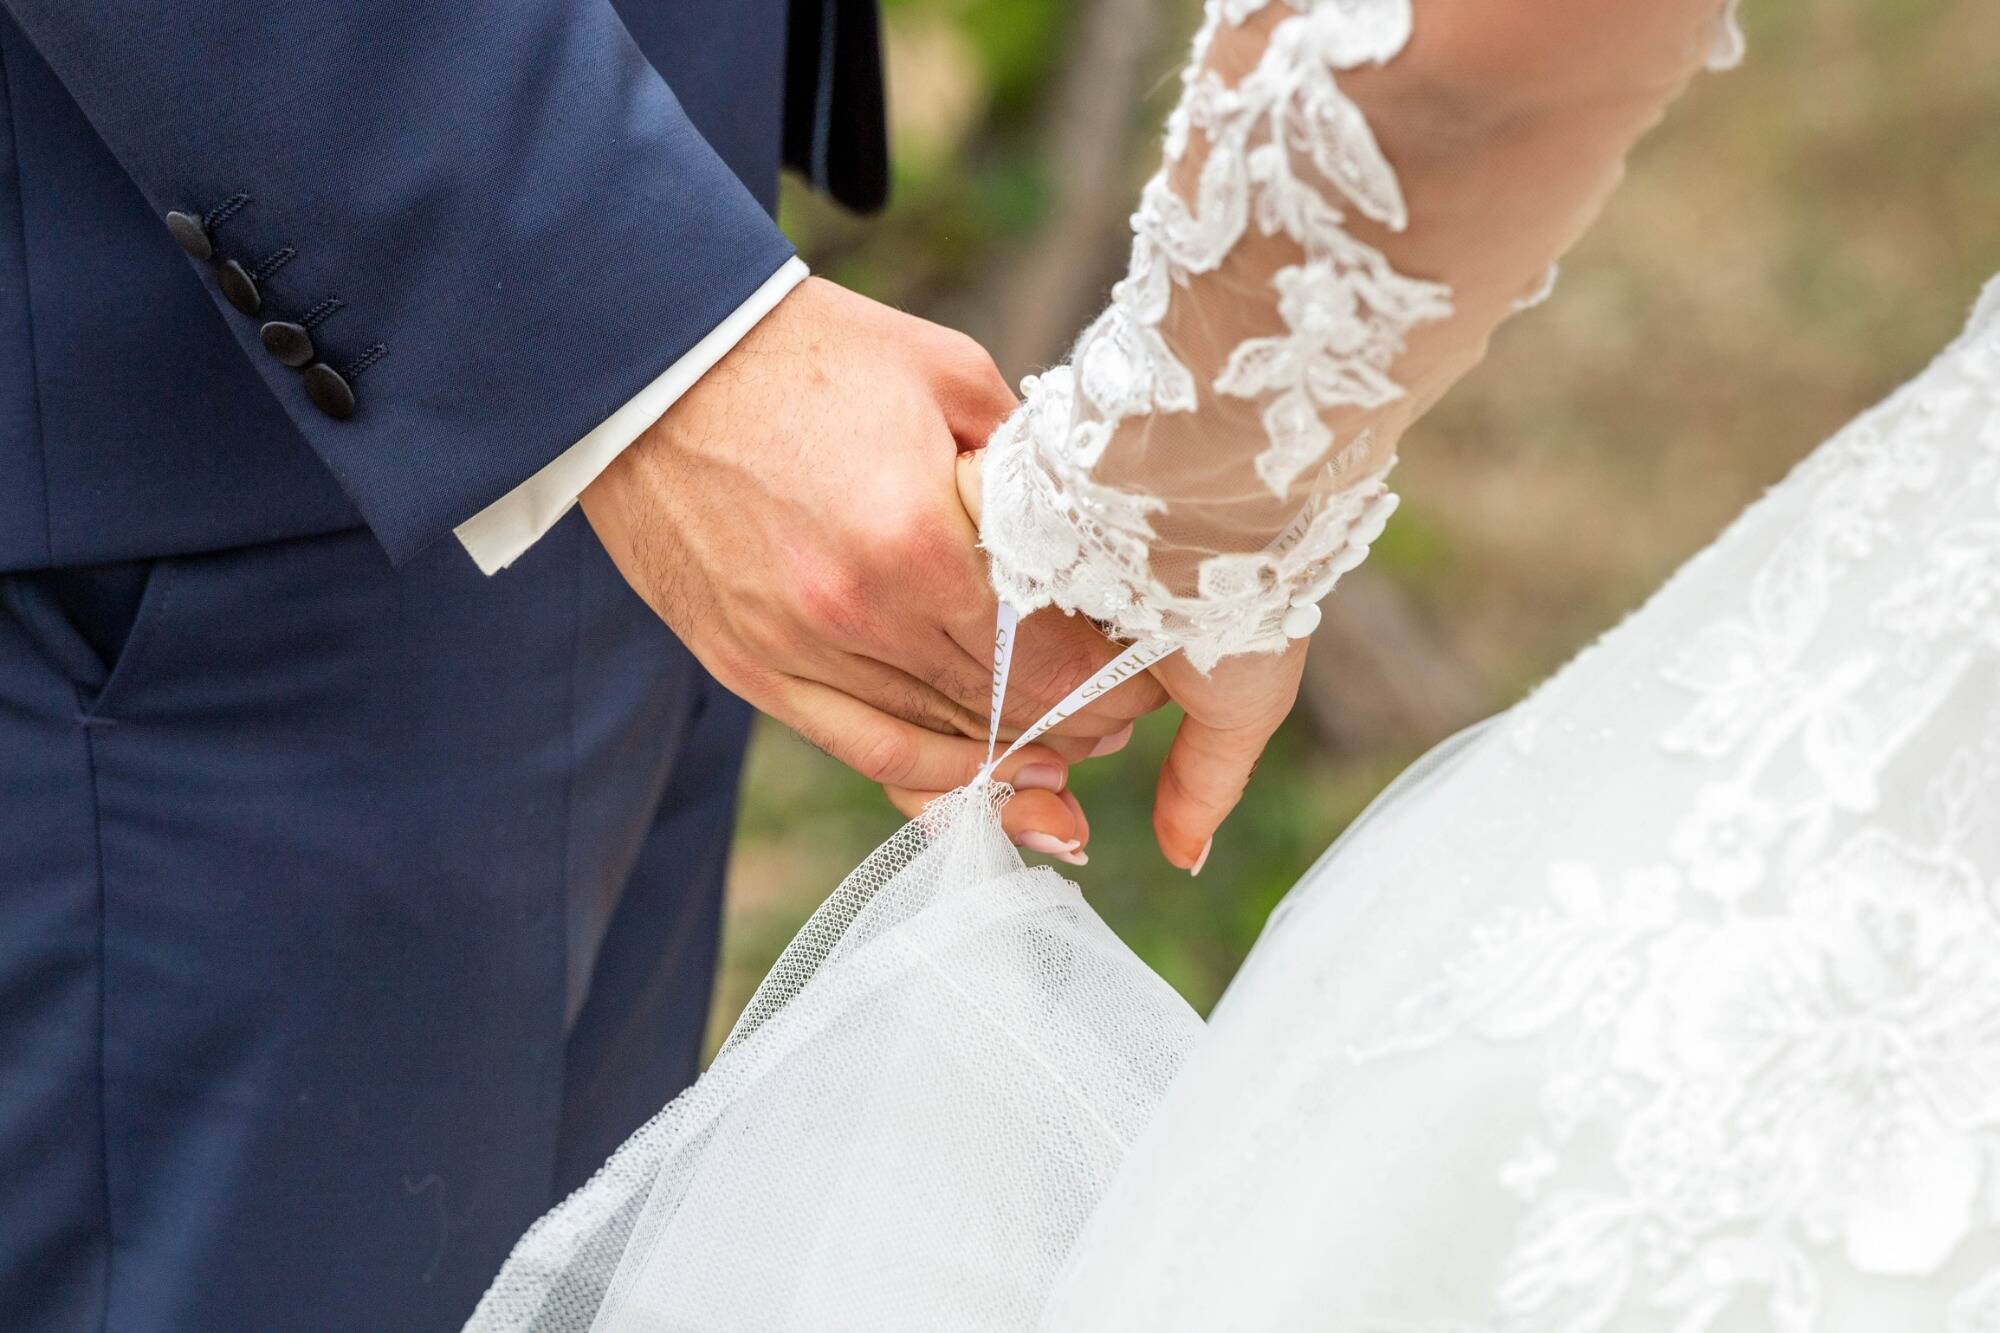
left=981, top=0, right=1746, bottom=671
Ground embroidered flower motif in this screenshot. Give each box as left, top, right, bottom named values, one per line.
left=1879, top=521, right=2000, bottom=653
left=1216, top=262, right=1418, bottom=493
left=1497, top=1138, right=1561, bottom=1200
left=979, top=0, right=1449, bottom=669
left=1668, top=785, right=1784, bottom=902
left=1950, top=1267, right=2000, bottom=1333
left=1347, top=302, right=2000, bottom=1329
left=1618, top=832, right=2000, bottom=1276
left=1354, top=862, right=1679, bottom=1064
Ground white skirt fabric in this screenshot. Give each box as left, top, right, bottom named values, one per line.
left=471, top=277, right=2000, bottom=1332
left=1048, top=279, right=2000, bottom=1330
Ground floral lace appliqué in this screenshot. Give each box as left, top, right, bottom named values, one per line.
left=1350, top=291, right=2000, bottom=1330
left=980, top=0, right=1450, bottom=670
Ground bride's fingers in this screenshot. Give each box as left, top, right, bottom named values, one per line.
left=1152, top=712, right=1278, bottom=873
left=1058, top=787, right=1090, bottom=848
left=954, top=449, right=984, bottom=529
left=883, top=785, right=1090, bottom=864
left=1147, top=642, right=1304, bottom=871
left=881, top=748, right=1093, bottom=863
left=1017, top=788, right=1090, bottom=862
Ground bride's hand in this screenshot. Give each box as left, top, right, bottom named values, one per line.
left=1145, top=647, right=1304, bottom=874
left=872, top=451, right=1134, bottom=867
left=953, top=452, right=1287, bottom=873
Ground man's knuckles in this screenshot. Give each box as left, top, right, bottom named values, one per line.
left=848, top=725, right=924, bottom=787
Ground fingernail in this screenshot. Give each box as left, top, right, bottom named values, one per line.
left=1088, top=724, right=1134, bottom=759
left=1014, top=763, right=1065, bottom=793
left=1019, top=831, right=1087, bottom=866
left=1189, top=837, right=1213, bottom=877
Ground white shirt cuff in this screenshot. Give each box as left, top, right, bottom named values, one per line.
left=454, top=255, right=811, bottom=575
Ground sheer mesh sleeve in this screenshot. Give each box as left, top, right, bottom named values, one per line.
left=980, top=0, right=1745, bottom=670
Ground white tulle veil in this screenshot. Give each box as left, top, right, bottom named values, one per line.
left=466, top=615, right=1201, bottom=1331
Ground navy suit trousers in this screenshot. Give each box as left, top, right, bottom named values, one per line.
left=0, top=515, right=749, bottom=1329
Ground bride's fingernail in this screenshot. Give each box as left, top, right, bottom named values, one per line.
left=1189, top=837, right=1213, bottom=877
left=1013, top=763, right=1065, bottom=792
left=1088, top=724, right=1134, bottom=759
left=1020, top=831, right=1086, bottom=865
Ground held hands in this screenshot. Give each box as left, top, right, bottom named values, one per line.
left=954, top=456, right=1306, bottom=874
left=581, top=278, right=1165, bottom=858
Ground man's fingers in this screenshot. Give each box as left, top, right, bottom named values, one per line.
left=927, top=331, right=1018, bottom=450
left=780, top=600, right=994, bottom=730
left=1152, top=713, right=1278, bottom=873
left=913, top=629, right=1006, bottom=719
left=812, top=649, right=989, bottom=740
left=781, top=678, right=1081, bottom=793
left=843, top=630, right=1128, bottom=749
left=784, top=683, right=990, bottom=790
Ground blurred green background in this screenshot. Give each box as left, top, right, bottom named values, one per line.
left=711, top=0, right=2000, bottom=1048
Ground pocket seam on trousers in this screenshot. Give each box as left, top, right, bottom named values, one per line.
left=81, top=562, right=175, bottom=724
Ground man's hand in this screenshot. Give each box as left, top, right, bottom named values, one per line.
left=582, top=277, right=1164, bottom=854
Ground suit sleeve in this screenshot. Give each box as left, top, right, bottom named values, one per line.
left=454, top=257, right=809, bottom=575
left=1, top=0, right=797, bottom=564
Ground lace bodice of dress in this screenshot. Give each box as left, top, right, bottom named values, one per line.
left=981, top=0, right=1746, bottom=670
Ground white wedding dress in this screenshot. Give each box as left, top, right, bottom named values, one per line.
left=468, top=1, right=2000, bottom=1328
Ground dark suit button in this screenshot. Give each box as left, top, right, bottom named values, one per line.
left=260, top=321, right=315, bottom=367
left=165, top=210, right=212, bottom=262
left=303, top=363, right=355, bottom=420
left=218, top=260, right=261, bottom=315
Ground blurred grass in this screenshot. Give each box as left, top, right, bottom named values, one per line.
left=710, top=0, right=2000, bottom=1050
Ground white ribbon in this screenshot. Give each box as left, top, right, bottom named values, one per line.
left=973, top=605, right=1178, bottom=788
left=984, top=601, right=1020, bottom=771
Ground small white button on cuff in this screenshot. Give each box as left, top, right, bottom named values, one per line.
left=1281, top=602, right=1322, bottom=639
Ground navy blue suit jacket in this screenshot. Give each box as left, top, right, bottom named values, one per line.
left=0, top=0, right=884, bottom=571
